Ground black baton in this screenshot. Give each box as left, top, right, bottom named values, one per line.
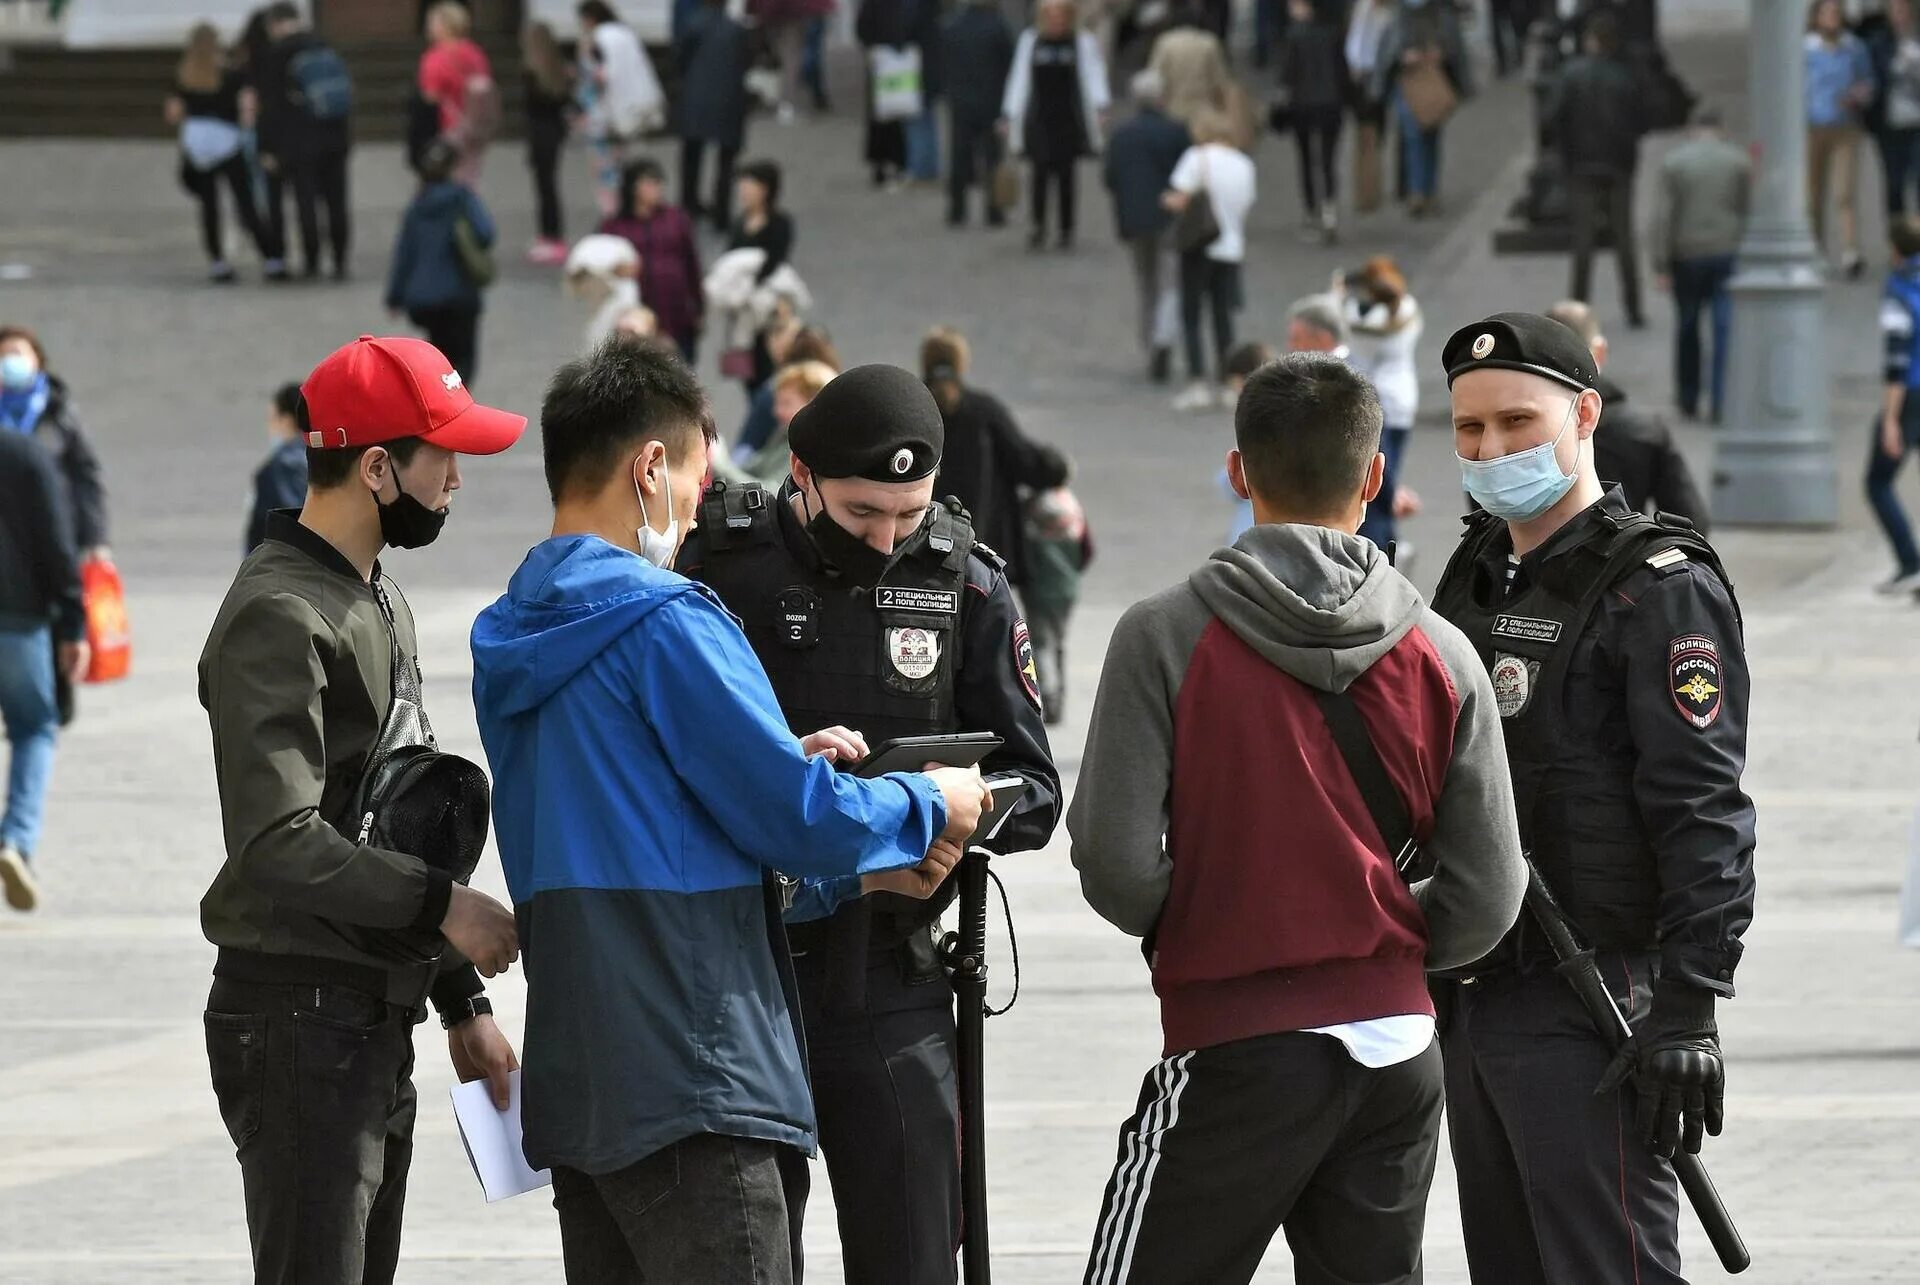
left=947, top=849, right=993, bottom=1285
left=1521, top=861, right=1751, bottom=1275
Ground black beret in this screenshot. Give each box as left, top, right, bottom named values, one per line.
left=1441, top=311, right=1601, bottom=393
left=788, top=364, right=945, bottom=482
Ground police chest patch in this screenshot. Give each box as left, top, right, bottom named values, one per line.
left=888, top=626, right=941, bottom=680
left=1670, top=634, right=1722, bottom=728
left=876, top=586, right=959, bottom=615
left=1491, top=653, right=1536, bottom=719
left=1013, top=619, right=1042, bottom=713
left=1490, top=613, right=1563, bottom=646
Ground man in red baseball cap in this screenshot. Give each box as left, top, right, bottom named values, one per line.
left=196, top=335, right=525, bottom=1283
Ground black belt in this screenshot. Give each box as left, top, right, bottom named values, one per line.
left=214, top=946, right=395, bottom=1002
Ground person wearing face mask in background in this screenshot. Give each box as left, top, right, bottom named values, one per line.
left=198, top=335, right=526, bottom=1284
left=679, top=363, right=1060, bottom=1285
left=472, top=341, right=987, bottom=1281
left=1429, top=313, right=1756, bottom=1285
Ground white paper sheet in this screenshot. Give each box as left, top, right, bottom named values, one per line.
left=450, top=1070, right=552, bottom=1203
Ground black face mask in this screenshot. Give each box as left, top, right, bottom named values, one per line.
left=803, top=488, right=896, bottom=587
left=377, top=487, right=450, bottom=550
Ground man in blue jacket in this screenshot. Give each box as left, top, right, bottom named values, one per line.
left=1103, top=70, right=1192, bottom=383
left=471, top=338, right=990, bottom=1284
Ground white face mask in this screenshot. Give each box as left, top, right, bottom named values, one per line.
left=633, top=446, right=679, bottom=568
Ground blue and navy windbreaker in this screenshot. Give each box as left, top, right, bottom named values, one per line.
left=1883, top=265, right=1920, bottom=390
left=471, top=535, right=946, bottom=1175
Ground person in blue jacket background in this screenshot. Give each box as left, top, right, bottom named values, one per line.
left=470, top=338, right=990, bottom=1283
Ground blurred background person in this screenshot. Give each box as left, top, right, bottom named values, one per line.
left=1547, top=10, right=1648, bottom=328
left=677, top=0, right=752, bottom=231
left=922, top=325, right=1071, bottom=586
left=1547, top=300, right=1711, bottom=532
left=578, top=0, right=668, bottom=216
left=1805, top=0, right=1875, bottom=277
left=1652, top=105, right=1750, bottom=424
left=246, top=383, right=309, bottom=554
left=385, top=140, right=496, bottom=383
left=1022, top=484, right=1092, bottom=722
left=1276, top=0, right=1348, bottom=244
left=944, top=0, right=1017, bottom=227
left=735, top=323, right=841, bottom=461
left=1871, top=215, right=1920, bottom=592
left=253, top=2, right=353, bottom=280
left=1374, top=0, right=1470, bottom=217
left=601, top=159, right=706, bottom=363
left=166, top=22, right=269, bottom=284
left=723, top=160, right=800, bottom=391
left=0, top=327, right=108, bottom=566
left=521, top=20, right=577, bottom=265
left=1003, top=0, right=1111, bottom=251
left=753, top=0, right=838, bottom=122
left=1148, top=19, right=1251, bottom=150
left=0, top=414, right=85, bottom=914
left=564, top=232, right=643, bottom=349
left=1167, top=109, right=1257, bottom=412
left=418, top=1, right=497, bottom=187
left=1104, top=69, right=1190, bottom=383
left=1345, top=0, right=1393, bottom=217
left=612, top=304, right=661, bottom=342
left=717, top=358, right=839, bottom=487
left=1339, top=257, right=1422, bottom=554
left=856, top=0, right=918, bottom=186
left=1867, top=0, right=1920, bottom=221
left=1217, top=338, right=1278, bottom=540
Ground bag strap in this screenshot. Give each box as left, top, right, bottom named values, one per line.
left=1311, top=685, right=1419, bottom=875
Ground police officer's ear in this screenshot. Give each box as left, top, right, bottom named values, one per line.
left=790, top=454, right=815, bottom=494
left=1225, top=449, right=1252, bottom=502
left=1574, top=388, right=1604, bottom=441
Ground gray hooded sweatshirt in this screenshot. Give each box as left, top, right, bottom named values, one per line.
left=1068, top=523, right=1525, bottom=1055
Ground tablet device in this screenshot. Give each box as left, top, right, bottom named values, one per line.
left=853, top=732, right=1003, bottom=778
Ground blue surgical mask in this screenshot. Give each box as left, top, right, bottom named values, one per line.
left=0, top=354, right=38, bottom=390
left=1457, top=397, right=1580, bottom=522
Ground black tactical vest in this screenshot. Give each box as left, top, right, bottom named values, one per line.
left=1431, top=505, right=1737, bottom=956
left=696, top=480, right=977, bottom=961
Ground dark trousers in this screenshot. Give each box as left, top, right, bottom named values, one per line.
left=1440, top=966, right=1684, bottom=1285
left=948, top=110, right=1004, bottom=224
left=683, top=137, right=742, bottom=229
left=1084, top=1032, right=1443, bottom=1285
left=1489, top=0, right=1536, bottom=74
left=1867, top=398, right=1920, bottom=574
left=553, top=1134, right=808, bottom=1284
left=796, top=942, right=962, bottom=1285
left=266, top=146, right=351, bottom=275
left=187, top=154, right=268, bottom=265
left=1179, top=252, right=1240, bottom=380
left=1569, top=169, right=1642, bottom=324
left=203, top=978, right=419, bottom=1285
left=409, top=306, right=481, bottom=385
left=1875, top=125, right=1920, bottom=215
left=1359, top=423, right=1410, bottom=553
left=1030, top=156, right=1078, bottom=239
left=530, top=124, right=566, bottom=241
left=1670, top=253, right=1736, bottom=420
left=1291, top=104, right=1344, bottom=215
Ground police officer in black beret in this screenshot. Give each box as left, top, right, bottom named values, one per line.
left=679, top=364, right=1061, bottom=1285
left=1428, top=313, right=1757, bottom=1284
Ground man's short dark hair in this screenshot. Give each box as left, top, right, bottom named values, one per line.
left=271, top=382, right=303, bottom=421
left=1223, top=341, right=1277, bottom=383
left=1894, top=214, right=1920, bottom=260
left=542, top=337, right=713, bottom=504
left=299, top=394, right=426, bottom=489
left=1234, top=353, right=1383, bottom=513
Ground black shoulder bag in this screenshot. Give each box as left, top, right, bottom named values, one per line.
left=1311, top=686, right=1426, bottom=881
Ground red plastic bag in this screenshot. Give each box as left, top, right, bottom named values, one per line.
left=81, top=556, right=131, bottom=684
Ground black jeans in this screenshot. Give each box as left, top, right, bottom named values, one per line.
left=1867, top=398, right=1920, bottom=575
left=204, top=978, right=419, bottom=1285
left=1179, top=252, right=1240, bottom=380
left=683, top=137, right=741, bottom=229
left=267, top=146, right=351, bottom=274
left=1569, top=169, right=1642, bottom=323
left=1030, top=156, right=1078, bottom=240
left=796, top=943, right=962, bottom=1284
left=1670, top=253, right=1736, bottom=420
left=186, top=154, right=268, bottom=264
left=948, top=110, right=1004, bottom=224
left=552, top=1134, right=809, bottom=1284
left=1291, top=104, right=1344, bottom=216
left=408, top=306, right=480, bottom=385
left=1440, top=964, right=1684, bottom=1285
left=1084, top=1032, right=1443, bottom=1284
left=530, top=119, right=567, bottom=242
left=1876, top=125, right=1920, bottom=215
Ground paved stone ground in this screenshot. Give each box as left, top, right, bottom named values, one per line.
left=3, top=18, right=1919, bottom=1284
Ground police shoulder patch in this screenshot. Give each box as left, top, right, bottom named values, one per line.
left=1013, top=619, right=1042, bottom=714
left=1669, top=634, right=1723, bottom=728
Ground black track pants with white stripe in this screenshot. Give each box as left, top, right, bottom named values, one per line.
left=1082, top=1030, right=1443, bottom=1285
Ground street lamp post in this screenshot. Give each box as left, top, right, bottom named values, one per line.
left=1716, top=0, right=1836, bottom=527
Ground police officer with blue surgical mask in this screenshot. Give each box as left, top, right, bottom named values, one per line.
left=1428, top=313, right=1757, bottom=1285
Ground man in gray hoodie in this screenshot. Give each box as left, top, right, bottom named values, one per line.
left=1072, top=352, right=1525, bottom=1285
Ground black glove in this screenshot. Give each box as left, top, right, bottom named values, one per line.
left=1595, top=982, right=1723, bottom=1159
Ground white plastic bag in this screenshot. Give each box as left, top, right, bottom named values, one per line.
left=870, top=45, right=924, bottom=122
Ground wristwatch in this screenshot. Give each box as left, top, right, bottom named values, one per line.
left=439, top=995, right=494, bottom=1031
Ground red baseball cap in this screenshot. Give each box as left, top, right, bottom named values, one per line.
left=300, top=335, right=526, bottom=455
